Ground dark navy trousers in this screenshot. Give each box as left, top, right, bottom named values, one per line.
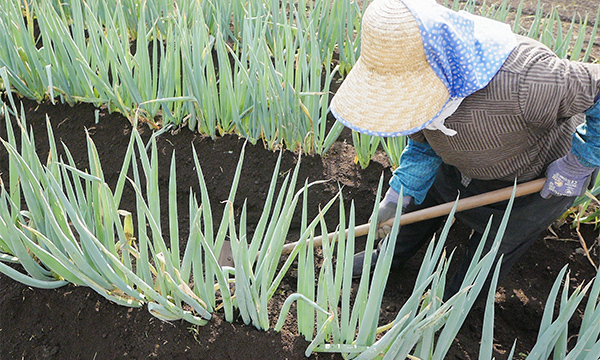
left=388, top=163, right=576, bottom=301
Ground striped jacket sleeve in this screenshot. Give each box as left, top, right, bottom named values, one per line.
left=519, top=53, right=600, bottom=127
left=519, top=50, right=600, bottom=168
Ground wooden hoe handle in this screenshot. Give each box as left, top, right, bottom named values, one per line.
left=280, top=178, right=547, bottom=256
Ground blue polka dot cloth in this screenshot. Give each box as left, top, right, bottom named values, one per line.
left=402, top=0, right=517, bottom=99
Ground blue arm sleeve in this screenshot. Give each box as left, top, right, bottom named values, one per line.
left=389, top=138, right=442, bottom=205
left=571, top=98, right=600, bottom=168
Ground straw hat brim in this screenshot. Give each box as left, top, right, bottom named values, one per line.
left=331, top=59, right=449, bottom=137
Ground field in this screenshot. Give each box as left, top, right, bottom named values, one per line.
left=1, top=0, right=600, bottom=359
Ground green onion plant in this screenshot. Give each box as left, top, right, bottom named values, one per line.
left=4, top=100, right=600, bottom=357
left=0, top=0, right=366, bottom=154
left=380, top=136, right=406, bottom=170
left=276, top=179, right=511, bottom=358
left=0, top=101, right=343, bottom=330
left=1, top=0, right=598, bottom=166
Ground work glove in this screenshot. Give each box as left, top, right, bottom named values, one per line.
left=541, top=151, right=596, bottom=198
left=372, top=188, right=411, bottom=239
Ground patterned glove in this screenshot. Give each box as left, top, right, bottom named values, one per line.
left=541, top=151, right=596, bottom=198
left=373, top=188, right=411, bottom=239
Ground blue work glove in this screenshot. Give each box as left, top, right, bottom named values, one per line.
left=372, top=188, right=411, bottom=239
left=541, top=151, right=596, bottom=198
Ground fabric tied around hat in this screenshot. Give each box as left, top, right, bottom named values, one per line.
left=403, top=0, right=517, bottom=99
left=403, top=0, right=517, bottom=136
left=425, top=97, right=463, bottom=136
left=402, top=0, right=517, bottom=136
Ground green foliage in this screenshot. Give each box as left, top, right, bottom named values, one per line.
left=0, top=0, right=364, bottom=154
left=4, top=101, right=600, bottom=357
left=0, top=104, right=337, bottom=328
left=0, top=0, right=598, bottom=167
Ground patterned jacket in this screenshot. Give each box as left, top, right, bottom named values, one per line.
left=390, top=35, right=600, bottom=203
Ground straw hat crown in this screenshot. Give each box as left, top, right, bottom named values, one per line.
left=331, top=0, right=449, bottom=136
left=360, top=1, right=429, bottom=73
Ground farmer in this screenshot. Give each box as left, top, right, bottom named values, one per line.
left=330, top=0, right=600, bottom=300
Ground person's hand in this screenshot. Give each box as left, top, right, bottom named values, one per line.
left=372, top=188, right=411, bottom=238
left=541, top=151, right=596, bottom=198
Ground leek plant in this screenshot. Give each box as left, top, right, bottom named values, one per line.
left=276, top=178, right=511, bottom=358
left=1, top=0, right=598, bottom=166
left=176, top=5, right=219, bottom=137
left=447, top=0, right=600, bottom=63
left=0, top=0, right=47, bottom=101
left=4, top=100, right=600, bottom=357
left=525, top=266, right=592, bottom=360
left=352, top=131, right=381, bottom=169
left=276, top=177, right=600, bottom=359
left=115, top=124, right=339, bottom=326
left=0, top=108, right=214, bottom=323
left=225, top=157, right=339, bottom=330
left=0, top=101, right=346, bottom=332
left=380, top=136, right=406, bottom=170
left=0, top=0, right=365, bottom=155
left=0, top=0, right=193, bottom=126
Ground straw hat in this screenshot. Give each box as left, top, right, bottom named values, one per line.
left=330, top=0, right=449, bottom=136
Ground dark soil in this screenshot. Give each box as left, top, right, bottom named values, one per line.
left=0, top=97, right=599, bottom=360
